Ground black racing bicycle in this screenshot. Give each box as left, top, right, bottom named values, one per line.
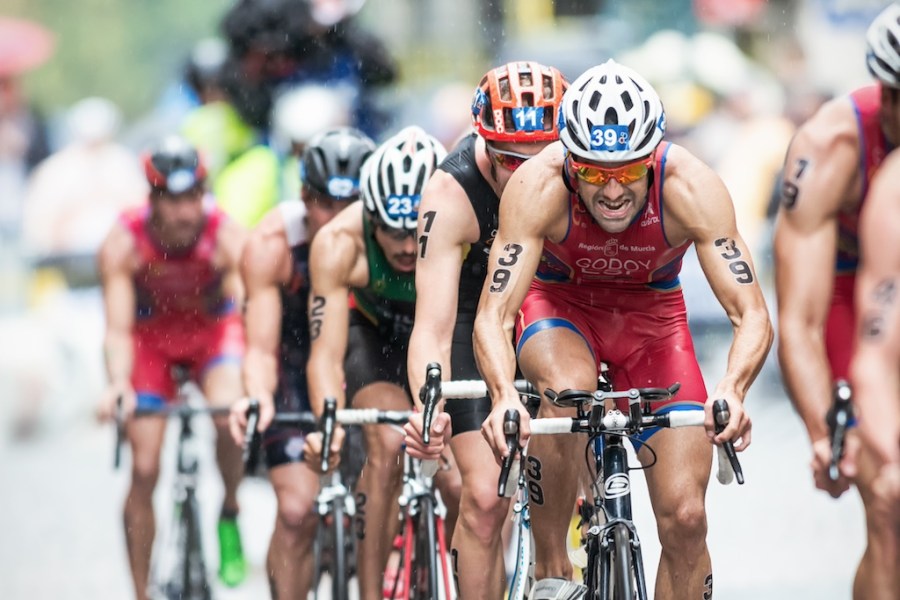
left=243, top=398, right=414, bottom=599
left=114, top=369, right=229, bottom=600
left=497, top=377, right=743, bottom=600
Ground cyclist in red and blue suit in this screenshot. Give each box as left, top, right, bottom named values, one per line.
left=776, top=5, right=900, bottom=598
left=474, top=60, right=772, bottom=600
left=97, top=136, right=248, bottom=598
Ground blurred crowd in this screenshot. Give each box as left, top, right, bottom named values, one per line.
left=0, top=0, right=879, bottom=438
left=0, top=0, right=402, bottom=438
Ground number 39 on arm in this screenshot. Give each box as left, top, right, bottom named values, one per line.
left=489, top=243, right=524, bottom=293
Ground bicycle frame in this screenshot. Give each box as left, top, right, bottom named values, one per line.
left=506, top=454, right=534, bottom=600
left=497, top=382, right=742, bottom=600
left=312, top=469, right=356, bottom=600
left=244, top=401, right=445, bottom=599
left=156, top=406, right=212, bottom=600
left=584, top=432, right=648, bottom=600
left=390, top=452, right=454, bottom=600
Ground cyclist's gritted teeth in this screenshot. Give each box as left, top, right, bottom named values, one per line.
left=594, top=193, right=633, bottom=220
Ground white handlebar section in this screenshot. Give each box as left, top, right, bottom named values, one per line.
left=529, top=418, right=576, bottom=434
left=667, top=411, right=705, bottom=428
left=526, top=410, right=736, bottom=486
left=334, top=409, right=411, bottom=425
left=439, top=380, right=489, bottom=398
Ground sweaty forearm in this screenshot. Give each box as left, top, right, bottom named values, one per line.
left=777, top=323, right=833, bottom=441
left=851, top=351, right=900, bottom=464
left=473, top=312, right=518, bottom=405
left=242, top=348, right=278, bottom=400
left=407, top=328, right=453, bottom=410
left=104, top=331, right=133, bottom=388
left=716, top=307, right=773, bottom=397
left=307, top=354, right=346, bottom=415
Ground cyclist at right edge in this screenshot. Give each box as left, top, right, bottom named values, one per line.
left=774, top=6, right=900, bottom=598
left=473, top=60, right=772, bottom=599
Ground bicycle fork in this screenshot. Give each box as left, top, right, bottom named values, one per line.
left=585, top=435, right=649, bottom=600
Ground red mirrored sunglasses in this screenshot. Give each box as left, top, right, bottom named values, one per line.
left=485, top=143, right=536, bottom=171
left=567, top=153, right=653, bottom=186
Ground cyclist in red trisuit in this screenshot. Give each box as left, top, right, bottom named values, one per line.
left=98, top=136, right=248, bottom=598
left=473, top=60, right=772, bottom=600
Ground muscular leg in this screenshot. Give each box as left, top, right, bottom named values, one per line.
left=853, top=444, right=900, bottom=600
left=124, top=417, right=167, bottom=600
left=354, top=382, right=407, bottom=600
left=638, top=426, right=712, bottom=600
left=433, top=445, right=461, bottom=539
left=202, top=361, right=244, bottom=512
left=267, top=462, right=320, bottom=599
left=449, top=430, right=511, bottom=599
left=517, top=327, right=597, bottom=581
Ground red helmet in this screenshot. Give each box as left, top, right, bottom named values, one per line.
left=142, top=135, right=208, bottom=194
left=471, top=61, right=568, bottom=143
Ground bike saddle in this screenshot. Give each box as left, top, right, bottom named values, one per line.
left=633, top=382, right=681, bottom=401
left=544, top=388, right=593, bottom=408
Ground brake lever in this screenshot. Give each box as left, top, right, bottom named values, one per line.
left=713, top=399, right=745, bottom=485
left=498, top=409, right=520, bottom=497
left=421, top=362, right=442, bottom=445
left=114, top=395, right=124, bottom=470
left=320, top=397, right=337, bottom=473
left=242, top=399, right=261, bottom=473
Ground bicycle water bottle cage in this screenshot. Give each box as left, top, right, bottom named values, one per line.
left=544, top=388, right=593, bottom=409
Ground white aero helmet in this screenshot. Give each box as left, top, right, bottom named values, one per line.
left=866, top=3, right=900, bottom=88
left=559, top=59, right=666, bottom=162
left=270, top=84, right=353, bottom=153
left=361, top=126, right=447, bottom=231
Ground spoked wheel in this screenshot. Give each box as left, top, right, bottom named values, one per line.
left=330, top=500, right=350, bottom=600
left=182, top=493, right=212, bottom=600
left=313, top=513, right=331, bottom=600
left=410, top=497, right=440, bottom=600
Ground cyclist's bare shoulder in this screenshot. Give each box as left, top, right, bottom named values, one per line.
left=502, top=142, right=576, bottom=240
left=215, top=213, right=247, bottom=272
left=310, top=201, right=366, bottom=288
left=865, top=149, right=900, bottom=219
left=241, top=207, right=293, bottom=287
left=98, top=222, right=137, bottom=278
left=656, top=144, right=733, bottom=241
left=792, top=95, right=860, bottom=158
left=420, top=168, right=480, bottom=245
left=776, top=99, right=861, bottom=228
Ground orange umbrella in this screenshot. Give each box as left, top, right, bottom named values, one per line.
left=0, top=16, right=55, bottom=76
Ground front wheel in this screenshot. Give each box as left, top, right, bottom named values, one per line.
left=411, top=497, right=440, bottom=600
left=609, top=524, right=635, bottom=600
left=331, top=500, right=350, bottom=600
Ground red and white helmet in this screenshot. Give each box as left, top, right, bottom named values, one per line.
left=471, top=61, right=568, bottom=143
